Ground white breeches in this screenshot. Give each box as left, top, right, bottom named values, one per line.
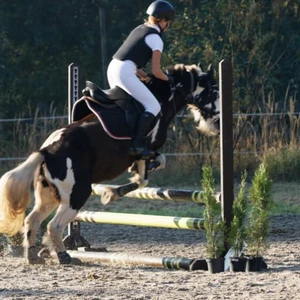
left=107, top=59, right=161, bottom=116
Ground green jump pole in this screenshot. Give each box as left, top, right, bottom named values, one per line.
left=75, top=211, right=205, bottom=230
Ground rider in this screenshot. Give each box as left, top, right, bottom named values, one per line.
left=107, top=0, right=175, bottom=158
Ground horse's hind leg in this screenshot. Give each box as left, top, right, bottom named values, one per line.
left=24, top=181, right=58, bottom=264
left=46, top=203, right=78, bottom=264
left=46, top=182, right=91, bottom=264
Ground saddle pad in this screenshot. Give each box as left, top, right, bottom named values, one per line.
left=73, top=98, right=156, bottom=140
left=71, top=97, right=133, bottom=140
left=86, top=100, right=133, bottom=140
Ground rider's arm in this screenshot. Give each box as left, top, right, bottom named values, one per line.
left=151, top=50, right=169, bottom=81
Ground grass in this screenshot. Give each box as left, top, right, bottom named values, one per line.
left=271, top=182, right=300, bottom=214
left=85, top=194, right=205, bottom=218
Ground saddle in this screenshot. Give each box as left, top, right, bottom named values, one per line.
left=82, top=81, right=132, bottom=105
left=72, top=81, right=158, bottom=140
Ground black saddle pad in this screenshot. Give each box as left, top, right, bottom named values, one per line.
left=72, top=97, right=152, bottom=140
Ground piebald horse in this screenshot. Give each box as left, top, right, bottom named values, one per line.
left=0, top=63, right=220, bottom=264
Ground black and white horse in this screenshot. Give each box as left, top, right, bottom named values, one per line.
left=0, top=63, right=219, bottom=264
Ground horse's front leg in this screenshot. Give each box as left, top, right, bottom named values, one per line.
left=100, top=159, right=150, bottom=205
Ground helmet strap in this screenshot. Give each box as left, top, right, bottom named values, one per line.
left=158, top=20, right=169, bottom=33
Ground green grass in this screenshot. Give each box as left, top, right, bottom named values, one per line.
left=271, top=182, right=300, bottom=214
left=86, top=194, right=205, bottom=218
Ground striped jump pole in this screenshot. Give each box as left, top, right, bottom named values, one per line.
left=92, top=184, right=221, bottom=203
left=67, top=250, right=208, bottom=271
left=75, top=211, right=205, bottom=230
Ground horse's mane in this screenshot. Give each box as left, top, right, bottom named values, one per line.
left=147, top=63, right=202, bottom=102
left=166, top=63, right=201, bottom=76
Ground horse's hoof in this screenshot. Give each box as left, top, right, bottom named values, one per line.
left=25, top=246, right=46, bottom=264
left=58, top=251, right=72, bottom=264
left=7, top=245, right=24, bottom=257
left=101, top=188, right=118, bottom=205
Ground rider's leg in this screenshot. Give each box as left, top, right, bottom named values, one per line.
left=128, top=111, right=156, bottom=157
left=107, top=59, right=160, bottom=157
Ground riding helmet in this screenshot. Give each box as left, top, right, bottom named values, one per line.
left=146, top=0, right=175, bottom=20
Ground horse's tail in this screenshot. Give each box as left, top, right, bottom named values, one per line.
left=0, top=152, right=44, bottom=236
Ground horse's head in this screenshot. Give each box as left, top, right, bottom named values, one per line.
left=188, top=64, right=220, bottom=135
left=166, top=63, right=220, bottom=136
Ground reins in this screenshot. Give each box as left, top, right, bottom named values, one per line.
left=168, top=69, right=195, bottom=104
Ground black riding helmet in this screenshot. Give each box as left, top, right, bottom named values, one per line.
left=146, top=0, right=175, bottom=21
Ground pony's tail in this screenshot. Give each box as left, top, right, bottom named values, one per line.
left=0, top=152, right=44, bottom=236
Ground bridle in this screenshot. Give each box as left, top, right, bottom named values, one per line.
left=194, top=74, right=219, bottom=119
left=168, top=68, right=219, bottom=119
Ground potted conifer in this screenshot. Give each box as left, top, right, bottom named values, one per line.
left=202, top=166, right=226, bottom=274
left=228, top=171, right=248, bottom=272
left=245, top=163, right=273, bottom=271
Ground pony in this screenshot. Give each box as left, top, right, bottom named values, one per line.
left=0, top=63, right=220, bottom=264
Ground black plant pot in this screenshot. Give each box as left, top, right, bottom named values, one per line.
left=229, top=257, right=247, bottom=272
left=246, top=256, right=263, bottom=272
left=206, top=257, right=224, bottom=274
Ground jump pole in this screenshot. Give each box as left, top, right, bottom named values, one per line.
left=92, top=184, right=221, bottom=203
left=67, top=250, right=207, bottom=271
left=75, top=211, right=205, bottom=230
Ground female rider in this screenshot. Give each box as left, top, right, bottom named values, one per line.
left=107, top=0, right=175, bottom=158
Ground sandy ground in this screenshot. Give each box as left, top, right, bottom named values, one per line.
left=1, top=213, right=300, bottom=300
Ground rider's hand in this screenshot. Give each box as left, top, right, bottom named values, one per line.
left=141, top=74, right=152, bottom=84
left=166, top=74, right=175, bottom=86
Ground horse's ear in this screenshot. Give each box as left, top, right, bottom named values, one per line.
left=197, top=63, right=203, bottom=72
left=207, top=64, right=214, bottom=79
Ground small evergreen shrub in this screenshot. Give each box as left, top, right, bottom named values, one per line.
left=228, top=171, right=248, bottom=257
left=246, top=163, right=273, bottom=257
left=202, top=166, right=225, bottom=258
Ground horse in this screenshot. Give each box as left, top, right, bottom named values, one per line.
left=0, top=63, right=220, bottom=265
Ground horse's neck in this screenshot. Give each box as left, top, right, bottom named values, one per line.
left=160, top=93, right=185, bottom=127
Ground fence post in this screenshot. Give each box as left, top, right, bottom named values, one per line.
left=219, top=59, right=234, bottom=229
left=68, top=63, right=80, bottom=124
left=64, top=64, right=90, bottom=250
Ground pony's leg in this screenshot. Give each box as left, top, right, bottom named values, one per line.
left=46, top=203, right=78, bottom=264
left=148, top=153, right=166, bottom=172
left=101, top=160, right=149, bottom=205
left=23, top=182, right=58, bottom=264
left=129, top=153, right=166, bottom=172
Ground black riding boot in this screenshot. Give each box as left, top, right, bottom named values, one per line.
left=129, top=112, right=155, bottom=158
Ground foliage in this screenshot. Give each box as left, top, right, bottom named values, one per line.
left=264, top=148, right=300, bottom=182
left=246, top=163, right=273, bottom=257
left=202, top=166, right=225, bottom=258
left=0, top=1, right=300, bottom=179
left=0, top=0, right=299, bottom=117
left=228, top=171, right=248, bottom=257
